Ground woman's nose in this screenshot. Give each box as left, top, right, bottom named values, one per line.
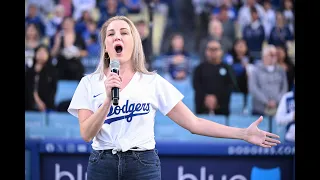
left=114, top=33, right=122, bottom=41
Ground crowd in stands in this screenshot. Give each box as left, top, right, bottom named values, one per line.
left=25, top=0, right=295, bottom=142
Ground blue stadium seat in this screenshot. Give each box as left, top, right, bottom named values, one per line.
left=154, top=123, right=192, bottom=141
left=68, top=126, right=82, bottom=139
left=154, top=111, right=174, bottom=125
left=25, top=126, right=70, bottom=139
left=228, top=114, right=269, bottom=131
left=247, top=94, right=253, bottom=113
left=47, top=112, right=79, bottom=128
left=55, top=80, right=79, bottom=106
left=182, top=96, right=195, bottom=113
left=230, top=92, right=245, bottom=114
left=251, top=166, right=281, bottom=180
left=25, top=111, right=47, bottom=127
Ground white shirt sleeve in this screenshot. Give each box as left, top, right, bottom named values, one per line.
left=155, top=74, right=184, bottom=115
left=68, top=76, right=93, bottom=118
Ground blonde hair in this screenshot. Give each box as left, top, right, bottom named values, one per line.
left=92, top=16, right=154, bottom=80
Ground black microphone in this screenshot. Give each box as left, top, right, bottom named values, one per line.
left=110, top=59, right=120, bottom=106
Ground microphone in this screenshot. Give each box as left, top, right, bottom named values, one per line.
left=110, top=59, right=120, bottom=106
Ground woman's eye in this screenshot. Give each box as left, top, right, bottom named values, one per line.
left=108, top=33, right=114, bottom=36
left=121, top=32, right=128, bottom=35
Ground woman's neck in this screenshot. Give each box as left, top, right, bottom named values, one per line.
left=64, top=29, right=74, bottom=34
left=35, top=62, right=44, bottom=72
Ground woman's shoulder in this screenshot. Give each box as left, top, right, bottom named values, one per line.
left=80, top=73, right=102, bottom=84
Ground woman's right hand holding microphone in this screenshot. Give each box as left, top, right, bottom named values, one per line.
left=104, top=72, right=122, bottom=103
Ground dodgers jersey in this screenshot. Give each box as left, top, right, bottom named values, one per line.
left=68, top=72, right=184, bottom=154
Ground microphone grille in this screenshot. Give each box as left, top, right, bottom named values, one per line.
left=110, top=59, right=120, bottom=69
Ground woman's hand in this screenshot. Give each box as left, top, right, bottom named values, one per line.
left=104, top=72, right=121, bottom=100
left=244, top=116, right=281, bottom=148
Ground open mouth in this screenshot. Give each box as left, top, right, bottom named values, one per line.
left=115, top=45, right=123, bottom=54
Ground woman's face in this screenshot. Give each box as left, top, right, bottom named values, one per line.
left=105, top=20, right=134, bottom=64
left=234, top=40, right=247, bottom=55
left=26, top=24, right=38, bottom=38
left=276, top=13, right=285, bottom=27
left=62, top=17, right=75, bottom=30
left=35, top=47, right=49, bottom=64
left=171, top=35, right=184, bottom=51
left=276, top=47, right=286, bottom=62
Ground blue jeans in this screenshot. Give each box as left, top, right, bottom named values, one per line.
left=87, top=149, right=161, bottom=180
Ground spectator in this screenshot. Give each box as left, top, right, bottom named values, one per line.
left=51, top=16, right=88, bottom=80
left=72, top=0, right=96, bottom=21
left=135, top=19, right=153, bottom=70
left=199, top=19, right=233, bottom=61
left=165, top=33, right=191, bottom=81
left=275, top=80, right=295, bottom=143
left=224, top=39, right=254, bottom=114
left=124, top=0, right=142, bottom=14
left=192, top=0, right=212, bottom=52
left=27, top=0, right=55, bottom=20
left=25, top=45, right=58, bottom=112
left=262, top=0, right=276, bottom=38
left=276, top=45, right=295, bottom=91
left=82, top=19, right=100, bottom=58
left=217, top=4, right=236, bottom=43
left=211, top=0, right=237, bottom=21
left=282, top=0, right=294, bottom=34
left=249, top=45, right=288, bottom=116
left=25, top=23, right=45, bottom=70
left=237, top=0, right=265, bottom=32
left=25, top=3, right=46, bottom=36
left=242, top=6, right=265, bottom=60
left=193, top=39, right=236, bottom=116
left=268, top=11, right=294, bottom=47
left=45, top=4, right=65, bottom=38
left=98, top=0, right=127, bottom=28
left=75, top=10, right=94, bottom=35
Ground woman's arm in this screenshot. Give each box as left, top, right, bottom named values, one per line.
left=167, top=101, right=280, bottom=147
left=78, top=99, right=112, bottom=142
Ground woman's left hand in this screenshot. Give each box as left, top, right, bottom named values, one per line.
left=244, top=116, right=281, bottom=148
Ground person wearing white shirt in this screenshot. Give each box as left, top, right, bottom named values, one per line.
left=275, top=85, right=295, bottom=142
left=72, top=0, right=96, bottom=21
left=237, top=0, right=265, bottom=32
left=262, top=0, right=276, bottom=38
left=67, top=15, right=280, bottom=180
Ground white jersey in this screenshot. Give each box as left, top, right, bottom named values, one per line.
left=68, top=72, right=184, bottom=154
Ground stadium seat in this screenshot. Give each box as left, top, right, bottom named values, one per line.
left=229, top=92, right=245, bottom=114
left=55, top=80, right=79, bottom=106
left=25, top=126, right=70, bottom=139
left=154, top=123, right=192, bottom=141
left=251, top=166, right=281, bottom=180
left=228, top=114, right=269, bottom=131
left=47, top=112, right=79, bottom=128
left=25, top=111, right=47, bottom=127
left=154, top=111, right=174, bottom=125
left=68, top=126, right=82, bottom=139
left=182, top=96, right=195, bottom=113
